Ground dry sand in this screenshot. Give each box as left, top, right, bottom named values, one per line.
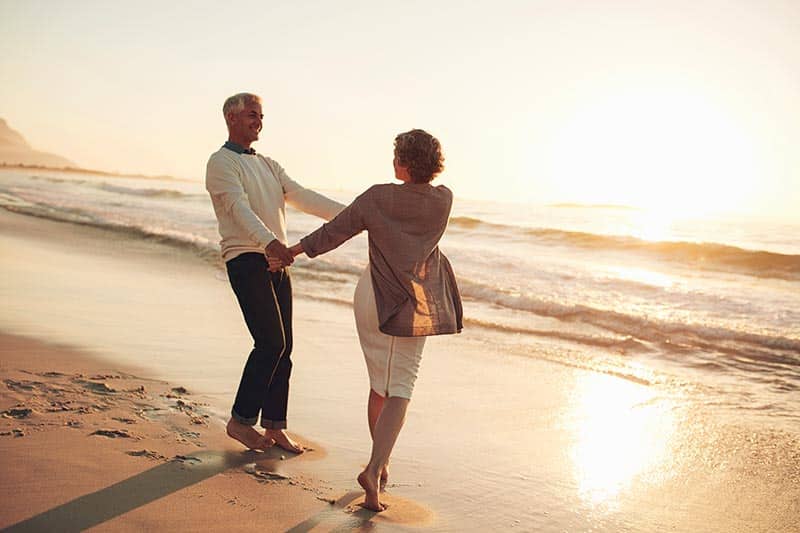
left=0, top=333, right=331, bottom=531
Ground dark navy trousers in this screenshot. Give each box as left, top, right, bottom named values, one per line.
left=226, top=252, right=293, bottom=429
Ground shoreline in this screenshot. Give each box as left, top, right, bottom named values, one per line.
left=0, top=162, right=190, bottom=182
left=1, top=207, right=798, bottom=532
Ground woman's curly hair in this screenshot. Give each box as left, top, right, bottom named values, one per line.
left=394, top=129, right=445, bottom=184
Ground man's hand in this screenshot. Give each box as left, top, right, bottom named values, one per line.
left=266, top=256, right=284, bottom=272
left=267, top=243, right=306, bottom=272
left=265, top=239, right=294, bottom=267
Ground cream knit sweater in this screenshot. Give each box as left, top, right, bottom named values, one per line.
left=206, top=148, right=345, bottom=262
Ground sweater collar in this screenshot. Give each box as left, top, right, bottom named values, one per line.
left=223, top=141, right=256, bottom=155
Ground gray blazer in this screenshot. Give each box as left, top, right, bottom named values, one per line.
left=301, top=182, right=463, bottom=337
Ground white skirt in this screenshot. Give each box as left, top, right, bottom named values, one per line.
left=353, top=266, right=426, bottom=399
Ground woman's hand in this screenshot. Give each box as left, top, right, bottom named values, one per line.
left=266, top=243, right=304, bottom=272
left=266, top=255, right=284, bottom=272
left=265, top=239, right=294, bottom=266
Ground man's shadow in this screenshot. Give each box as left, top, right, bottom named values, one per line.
left=4, top=449, right=272, bottom=532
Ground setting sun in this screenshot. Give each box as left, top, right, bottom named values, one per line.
left=546, top=86, right=758, bottom=217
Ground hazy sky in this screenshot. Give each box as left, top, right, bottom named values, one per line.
left=2, top=0, right=799, bottom=218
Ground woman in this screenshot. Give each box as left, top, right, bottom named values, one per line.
left=289, top=129, right=463, bottom=511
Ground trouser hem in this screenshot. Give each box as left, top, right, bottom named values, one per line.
left=231, top=408, right=258, bottom=426
left=261, top=419, right=287, bottom=430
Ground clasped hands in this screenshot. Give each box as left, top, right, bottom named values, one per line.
left=265, top=239, right=304, bottom=272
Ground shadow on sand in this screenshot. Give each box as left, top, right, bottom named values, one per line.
left=285, top=491, right=380, bottom=533
left=4, top=450, right=259, bottom=532
left=4, top=447, right=380, bottom=533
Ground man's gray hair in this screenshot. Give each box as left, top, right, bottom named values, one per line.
left=223, top=93, right=261, bottom=119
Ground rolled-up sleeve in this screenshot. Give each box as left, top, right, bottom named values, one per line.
left=206, top=154, right=276, bottom=248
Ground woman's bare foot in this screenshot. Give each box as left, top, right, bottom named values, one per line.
left=264, top=429, right=304, bottom=454
left=380, top=466, right=389, bottom=491
left=358, top=469, right=386, bottom=511
left=226, top=418, right=269, bottom=450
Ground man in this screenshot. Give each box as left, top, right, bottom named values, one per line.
left=206, top=93, right=344, bottom=453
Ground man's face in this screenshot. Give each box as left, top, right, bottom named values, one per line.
left=228, top=101, right=263, bottom=144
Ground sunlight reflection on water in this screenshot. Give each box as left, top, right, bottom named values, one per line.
left=568, top=373, right=677, bottom=509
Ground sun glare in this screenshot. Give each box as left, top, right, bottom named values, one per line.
left=628, top=208, right=675, bottom=242
left=568, top=373, right=676, bottom=508
left=547, top=86, right=758, bottom=217
left=604, top=264, right=675, bottom=289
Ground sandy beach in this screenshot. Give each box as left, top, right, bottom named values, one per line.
left=1, top=207, right=799, bottom=532
left=0, top=333, right=341, bottom=532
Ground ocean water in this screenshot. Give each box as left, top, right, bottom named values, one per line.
left=1, top=167, right=798, bottom=430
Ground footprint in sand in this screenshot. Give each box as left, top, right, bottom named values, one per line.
left=90, top=429, right=134, bottom=439
left=38, top=371, right=67, bottom=378
left=47, top=401, right=75, bottom=412
left=4, top=379, right=39, bottom=392
left=172, top=455, right=202, bottom=464
left=243, top=463, right=291, bottom=483
left=89, top=374, right=121, bottom=381
left=2, top=407, right=32, bottom=419
left=126, top=449, right=166, bottom=461
left=344, top=493, right=434, bottom=526
left=74, top=379, right=117, bottom=394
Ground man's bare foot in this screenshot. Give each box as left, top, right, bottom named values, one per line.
left=358, top=469, right=386, bottom=512
left=380, top=466, right=389, bottom=491
left=226, top=418, right=269, bottom=450
left=263, top=428, right=304, bottom=454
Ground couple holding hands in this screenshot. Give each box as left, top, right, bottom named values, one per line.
left=206, top=92, right=462, bottom=511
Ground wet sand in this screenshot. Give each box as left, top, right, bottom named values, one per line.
left=1, top=208, right=798, bottom=532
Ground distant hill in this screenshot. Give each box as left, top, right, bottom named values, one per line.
left=0, top=118, right=76, bottom=167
